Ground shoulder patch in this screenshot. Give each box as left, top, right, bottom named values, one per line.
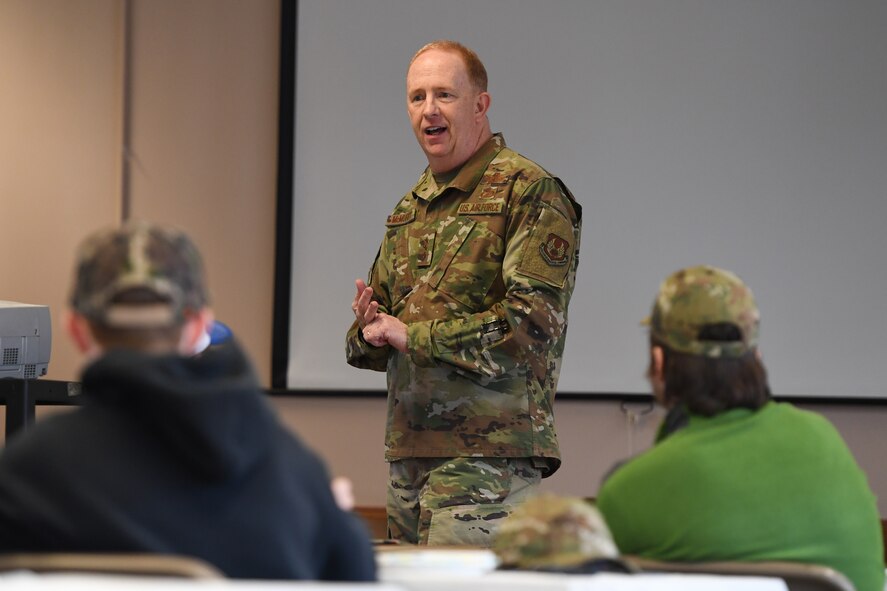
left=516, top=204, right=575, bottom=288
left=539, top=233, right=570, bottom=266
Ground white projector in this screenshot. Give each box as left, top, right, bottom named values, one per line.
left=0, top=300, right=51, bottom=379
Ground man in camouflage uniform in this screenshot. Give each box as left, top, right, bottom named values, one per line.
left=346, top=40, right=582, bottom=545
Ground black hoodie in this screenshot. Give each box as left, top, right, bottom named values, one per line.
left=0, top=341, right=376, bottom=581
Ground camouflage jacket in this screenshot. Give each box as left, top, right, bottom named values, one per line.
left=346, top=134, right=581, bottom=476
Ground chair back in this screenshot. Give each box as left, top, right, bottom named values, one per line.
left=627, top=557, right=855, bottom=591
left=0, top=553, right=224, bottom=579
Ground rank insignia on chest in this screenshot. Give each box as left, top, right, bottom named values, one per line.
left=540, top=233, right=570, bottom=267
left=415, top=232, right=435, bottom=268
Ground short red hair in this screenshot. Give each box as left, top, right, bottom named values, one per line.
left=408, top=40, right=488, bottom=92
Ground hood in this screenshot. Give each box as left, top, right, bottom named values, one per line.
left=80, top=340, right=276, bottom=482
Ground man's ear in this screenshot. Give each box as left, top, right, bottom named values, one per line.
left=651, top=345, right=665, bottom=380
left=648, top=345, right=668, bottom=405
left=178, top=308, right=215, bottom=356
left=64, top=310, right=97, bottom=355
left=474, top=91, right=491, bottom=119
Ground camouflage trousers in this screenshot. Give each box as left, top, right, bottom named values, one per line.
left=387, top=457, right=541, bottom=546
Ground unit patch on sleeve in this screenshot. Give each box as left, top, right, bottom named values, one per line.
left=516, top=204, right=575, bottom=288
left=540, top=233, right=570, bottom=266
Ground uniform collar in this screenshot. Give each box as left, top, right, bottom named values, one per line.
left=412, top=133, right=506, bottom=202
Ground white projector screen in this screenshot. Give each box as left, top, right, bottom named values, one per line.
left=282, top=0, right=887, bottom=398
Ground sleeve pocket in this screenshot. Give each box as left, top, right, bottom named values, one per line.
left=516, top=204, right=575, bottom=289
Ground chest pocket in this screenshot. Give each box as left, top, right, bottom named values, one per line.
left=427, top=217, right=505, bottom=311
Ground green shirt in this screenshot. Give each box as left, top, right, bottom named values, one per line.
left=346, top=134, right=582, bottom=474
left=597, top=402, right=884, bottom=591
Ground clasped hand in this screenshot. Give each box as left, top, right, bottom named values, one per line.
left=352, top=279, right=408, bottom=353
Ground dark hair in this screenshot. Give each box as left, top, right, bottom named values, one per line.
left=652, top=323, right=771, bottom=416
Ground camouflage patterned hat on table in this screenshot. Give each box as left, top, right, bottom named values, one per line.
left=493, top=494, right=621, bottom=571
left=70, top=221, right=208, bottom=328
left=645, top=265, right=759, bottom=358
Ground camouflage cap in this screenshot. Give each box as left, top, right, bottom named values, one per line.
left=493, top=494, right=620, bottom=571
left=646, top=265, right=759, bottom=358
left=70, top=221, right=208, bottom=328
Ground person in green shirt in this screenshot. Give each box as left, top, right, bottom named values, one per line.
left=597, top=265, right=884, bottom=591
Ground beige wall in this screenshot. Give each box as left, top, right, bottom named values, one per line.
left=0, top=0, right=123, bottom=380
left=125, top=0, right=279, bottom=378
left=274, top=395, right=887, bottom=515
left=2, top=0, right=886, bottom=518
left=1, top=0, right=278, bottom=383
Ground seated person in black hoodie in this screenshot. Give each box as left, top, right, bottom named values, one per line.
left=0, top=221, right=376, bottom=581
